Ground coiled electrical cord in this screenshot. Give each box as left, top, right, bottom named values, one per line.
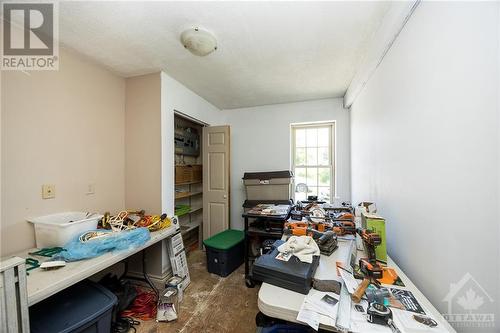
left=121, top=287, right=158, bottom=321
left=113, top=317, right=140, bottom=333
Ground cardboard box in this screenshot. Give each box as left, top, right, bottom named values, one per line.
left=361, top=212, right=387, bottom=263
left=356, top=202, right=377, bottom=216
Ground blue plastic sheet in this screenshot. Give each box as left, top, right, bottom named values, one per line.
left=55, top=228, right=151, bottom=262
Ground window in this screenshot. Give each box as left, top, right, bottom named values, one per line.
left=291, top=122, right=335, bottom=203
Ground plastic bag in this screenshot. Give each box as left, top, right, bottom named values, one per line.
left=55, top=228, right=151, bottom=261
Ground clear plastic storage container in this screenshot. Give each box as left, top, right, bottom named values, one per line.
left=27, top=212, right=103, bottom=248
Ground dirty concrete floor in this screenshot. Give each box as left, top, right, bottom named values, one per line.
left=136, top=250, right=260, bottom=333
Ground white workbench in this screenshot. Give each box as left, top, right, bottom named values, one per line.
left=258, top=238, right=457, bottom=332
left=4, top=225, right=177, bottom=306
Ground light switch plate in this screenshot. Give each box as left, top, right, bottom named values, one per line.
left=42, top=184, right=55, bottom=199
left=86, top=183, right=95, bottom=195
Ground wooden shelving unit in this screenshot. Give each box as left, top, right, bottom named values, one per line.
left=174, top=114, right=204, bottom=252
left=175, top=175, right=203, bottom=252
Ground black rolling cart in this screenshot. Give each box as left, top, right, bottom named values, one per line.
left=243, top=209, right=290, bottom=287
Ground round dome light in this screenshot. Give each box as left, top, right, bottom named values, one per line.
left=180, top=27, right=217, bottom=56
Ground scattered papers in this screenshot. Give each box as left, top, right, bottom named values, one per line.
left=349, top=299, right=391, bottom=333
left=392, top=308, right=448, bottom=333
left=247, top=204, right=290, bottom=216
left=296, top=290, right=339, bottom=330
left=275, top=252, right=292, bottom=262
left=321, top=294, right=338, bottom=308
left=297, top=305, right=320, bottom=331
left=390, top=288, right=425, bottom=314
left=338, top=267, right=359, bottom=294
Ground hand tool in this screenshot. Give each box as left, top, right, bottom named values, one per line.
left=40, top=260, right=66, bottom=270
left=379, top=267, right=399, bottom=285
left=351, top=258, right=383, bottom=303
left=25, top=258, right=40, bottom=274
left=413, top=314, right=438, bottom=327
left=290, top=210, right=303, bottom=221
left=352, top=228, right=384, bottom=303
left=333, top=212, right=355, bottom=221
left=332, top=221, right=356, bottom=235
left=29, top=247, right=64, bottom=257
left=366, top=287, right=390, bottom=304
left=357, top=228, right=399, bottom=285
left=367, top=302, right=401, bottom=333
left=312, top=279, right=342, bottom=294
left=358, top=228, right=382, bottom=258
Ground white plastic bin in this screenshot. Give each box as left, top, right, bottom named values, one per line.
left=27, top=212, right=103, bottom=248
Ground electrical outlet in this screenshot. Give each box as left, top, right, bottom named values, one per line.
left=42, top=184, right=55, bottom=199
left=86, top=183, right=95, bottom=195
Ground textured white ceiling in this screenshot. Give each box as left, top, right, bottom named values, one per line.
left=59, top=1, right=390, bottom=109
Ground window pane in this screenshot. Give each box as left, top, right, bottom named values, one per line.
left=295, top=191, right=307, bottom=202
left=306, top=168, right=317, bottom=187
left=295, top=167, right=307, bottom=185
left=295, top=148, right=306, bottom=165
left=318, top=147, right=329, bottom=165
left=295, top=129, right=306, bottom=147
left=318, top=128, right=329, bottom=147
left=318, top=187, right=330, bottom=201
left=308, top=186, right=318, bottom=198
left=318, top=168, right=330, bottom=186
left=306, top=147, right=317, bottom=165
left=306, top=128, right=317, bottom=147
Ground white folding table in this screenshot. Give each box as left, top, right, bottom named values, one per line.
left=4, top=225, right=177, bottom=306
left=258, top=238, right=457, bottom=332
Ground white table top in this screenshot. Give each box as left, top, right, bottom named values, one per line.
left=258, top=238, right=456, bottom=333
left=2, top=225, right=177, bottom=306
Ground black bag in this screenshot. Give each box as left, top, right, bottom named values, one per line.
left=99, top=274, right=137, bottom=315
left=251, top=240, right=320, bottom=294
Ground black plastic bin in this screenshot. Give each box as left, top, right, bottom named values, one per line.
left=30, top=280, right=117, bottom=333
left=203, top=229, right=244, bottom=277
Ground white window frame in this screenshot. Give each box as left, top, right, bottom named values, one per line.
left=291, top=122, right=336, bottom=203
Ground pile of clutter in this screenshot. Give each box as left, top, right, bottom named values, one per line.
left=284, top=202, right=356, bottom=256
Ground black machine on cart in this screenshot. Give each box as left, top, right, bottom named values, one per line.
left=242, top=205, right=291, bottom=288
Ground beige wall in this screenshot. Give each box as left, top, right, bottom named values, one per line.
left=1, top=48, right=126, bottom=256
left=125, top=73, right=162, bottom=213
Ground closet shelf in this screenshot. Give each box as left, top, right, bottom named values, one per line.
left=175, top=180, right=202, bottom=186
left=175, top=191, right=203, bottom=200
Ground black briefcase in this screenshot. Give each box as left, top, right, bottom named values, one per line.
left=251, top=240, right=320, bottom=294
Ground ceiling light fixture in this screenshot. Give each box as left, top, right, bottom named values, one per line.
left=180, top=27, right=217, bottom=57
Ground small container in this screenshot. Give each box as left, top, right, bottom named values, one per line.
left=157, top=287, right=179, bottom=322
left=27, top=212, right=103, bottom=248
left=29, top=280, right=117, bottom=333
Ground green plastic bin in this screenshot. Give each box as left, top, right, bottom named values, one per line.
left=203, top=229, right=244, bottom=277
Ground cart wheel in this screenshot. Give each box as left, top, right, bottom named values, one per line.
left=245, top=278, right=255, bottom=288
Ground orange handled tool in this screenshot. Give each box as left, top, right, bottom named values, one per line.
left=352, top=278, right=370, bottom=303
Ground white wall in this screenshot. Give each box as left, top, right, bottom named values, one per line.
left=350, top=2, right=499, bottom=330
left=160, top=72, right=225, bottom=217
left=1, top=48, right=126, bottom=255
left=223, top=98, right=350, bottom=230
